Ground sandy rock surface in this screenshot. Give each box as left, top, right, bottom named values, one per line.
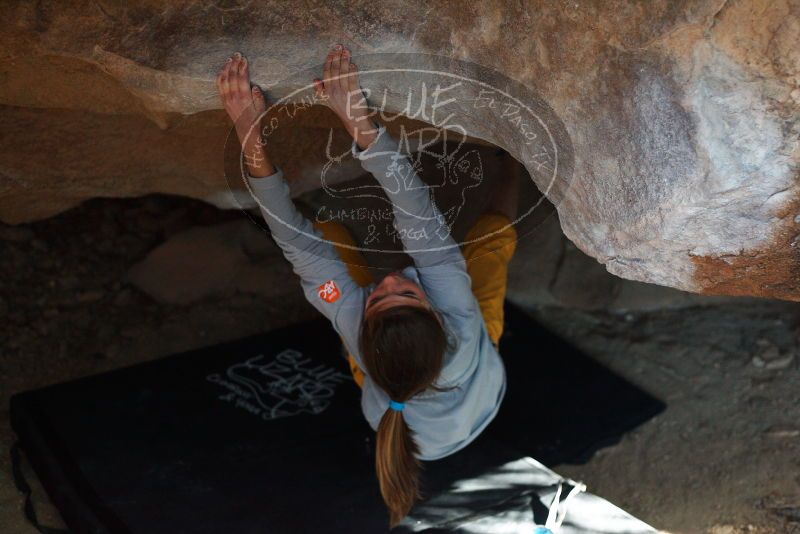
left=0, top=1, right=797, bottom=300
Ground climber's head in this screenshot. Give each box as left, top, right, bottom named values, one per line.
left=360, top=271, right=448, bottom=393
left=359, top=270, right=450, bottom=527
left=364, top=270, right=434, bottom=319
left=361, top=270, right=446, bottom=397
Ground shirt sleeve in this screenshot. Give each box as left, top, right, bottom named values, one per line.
left=246, top=168, right=367, bottom=347
left=352, top=125, right=477, bottom=317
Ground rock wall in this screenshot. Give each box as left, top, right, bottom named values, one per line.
left=0, top=0, right=797, bottom=300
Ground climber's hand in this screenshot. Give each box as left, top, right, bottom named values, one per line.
left=216, top=52, right=275, bottom=178
left=313, top=44, right=378, bottom=151
left=217, top=52, right=267, bottom=149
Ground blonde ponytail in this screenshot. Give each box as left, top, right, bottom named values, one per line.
left=360, top=305, right=449, bottom=527
left=375, top=408, right=421, bottom=527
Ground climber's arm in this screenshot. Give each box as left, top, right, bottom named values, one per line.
left=351, top=124, right=477, bottom=316
left=350, top=124, right=463, bottom=268
left=314, top=45, right=464, bottom=268
left=314, top=44, right=476, bottom=314
left=246, top=170, right=369, bottom=333
left=217, top=51, right=367, bottom=334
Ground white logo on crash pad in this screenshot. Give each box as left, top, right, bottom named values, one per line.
left=206, top=349, right=352, bottom=421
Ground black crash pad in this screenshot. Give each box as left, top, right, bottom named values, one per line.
left=10, top=302, right=664, bottom=533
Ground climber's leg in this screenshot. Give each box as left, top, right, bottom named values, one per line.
left=462, top=158, right=521, bottom=347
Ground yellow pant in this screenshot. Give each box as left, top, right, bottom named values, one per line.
left=313, top=212, right=517, bottom=388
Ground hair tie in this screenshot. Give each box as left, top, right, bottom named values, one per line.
left=388, top=400, right=405, bottom=411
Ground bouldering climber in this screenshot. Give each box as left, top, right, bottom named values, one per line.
left=216, top=44, right=520, bottom=526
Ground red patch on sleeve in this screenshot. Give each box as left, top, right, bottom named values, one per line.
left=317, top=279, right=341, bottom=303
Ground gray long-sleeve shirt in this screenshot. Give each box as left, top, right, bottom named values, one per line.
left=246, top=124, right=506, bottom=461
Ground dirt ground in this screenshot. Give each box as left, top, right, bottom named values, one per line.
left=1, top=193, right=799, bottom=534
